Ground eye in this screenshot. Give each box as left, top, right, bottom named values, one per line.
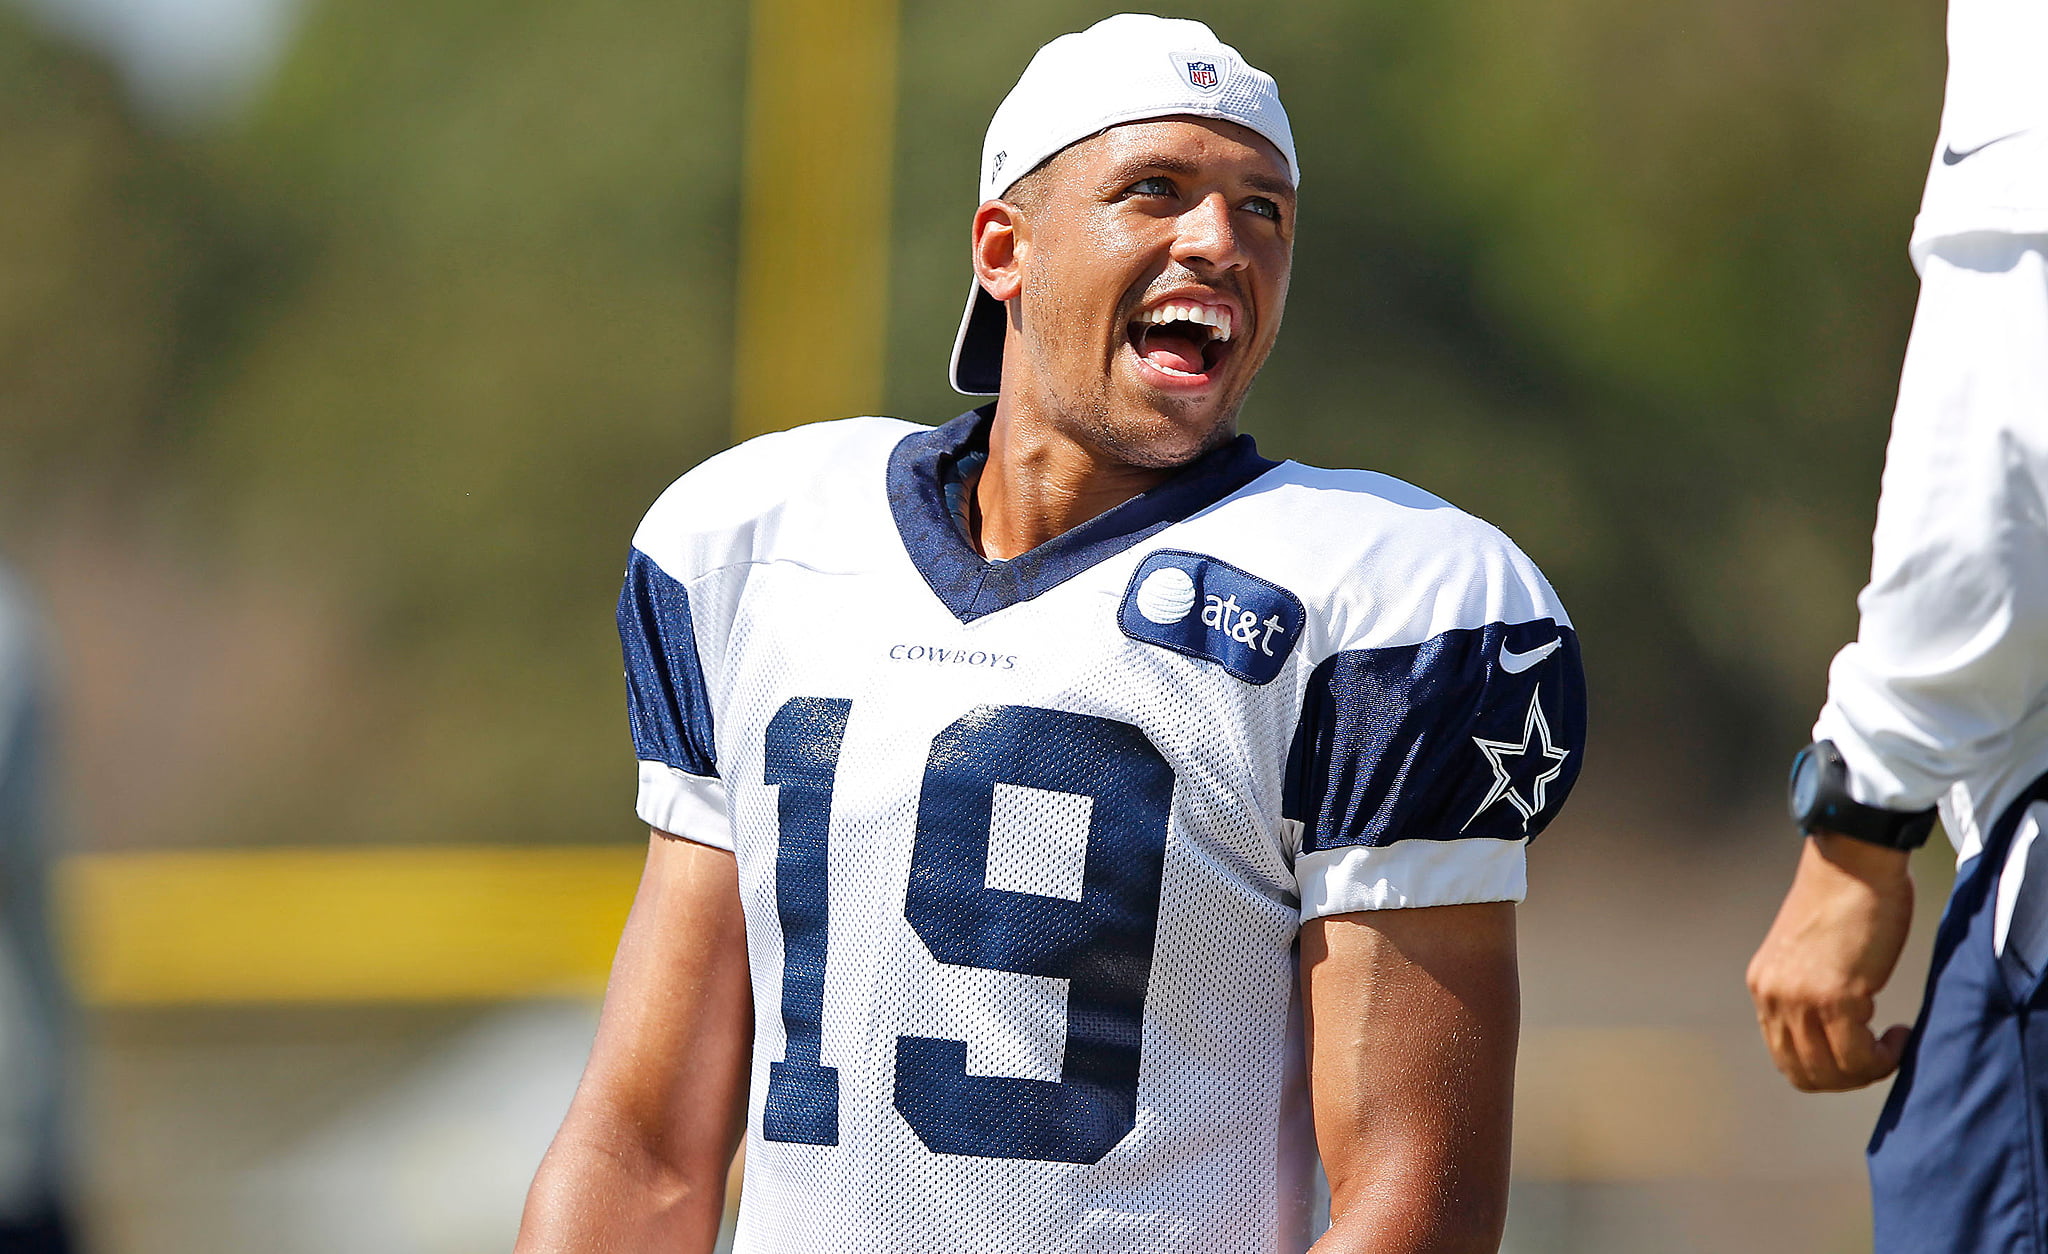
left=1242, top=196, right=1282, bottom=223
left=1126, top=176, right=1178, bottom=198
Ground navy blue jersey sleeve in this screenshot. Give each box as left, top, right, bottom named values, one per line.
left=1284, top=618, right=1586, bottom=854
left=618, top=548, right=718, bottom=779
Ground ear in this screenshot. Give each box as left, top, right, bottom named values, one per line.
left=970, top=200, right=1025, bottom=303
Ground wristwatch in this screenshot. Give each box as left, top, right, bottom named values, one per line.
left=1787, top=740, right=1937, bottom=850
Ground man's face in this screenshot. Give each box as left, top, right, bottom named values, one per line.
left=983, top=117, right=1296, bottom=468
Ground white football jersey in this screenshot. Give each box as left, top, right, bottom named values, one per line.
left=619, top=412, right=1585, bottom=1254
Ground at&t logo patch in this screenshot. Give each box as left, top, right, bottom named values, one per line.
left=1119, top=550, right=1304, bottom=685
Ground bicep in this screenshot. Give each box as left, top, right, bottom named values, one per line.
left=1302, top=902, right=1518, bottom=1249
left=561, top=830, right=753, bottom=1174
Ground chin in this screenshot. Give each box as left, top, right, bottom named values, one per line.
left=1086, top=394, right=1242, bottom=470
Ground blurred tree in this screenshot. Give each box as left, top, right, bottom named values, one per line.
left=184, top=0, right=750, bottom=845
left=0, top=5, right=221, bottom=527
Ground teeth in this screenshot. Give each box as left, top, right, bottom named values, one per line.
left=1136, top=300, right=1235, bottom=341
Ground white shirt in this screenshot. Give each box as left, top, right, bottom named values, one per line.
left=1814, top=236, right=2048, bottom=859
left=1910, top=0, right=2048, bottom=268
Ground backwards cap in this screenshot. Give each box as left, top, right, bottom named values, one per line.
left=948, top=14, right=1298, bottom=395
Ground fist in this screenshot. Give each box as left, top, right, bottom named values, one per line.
left=1747, top=833, right=1916, bottom=1092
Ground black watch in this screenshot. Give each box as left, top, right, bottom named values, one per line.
left=1787, top=740, right=1937, bottom=850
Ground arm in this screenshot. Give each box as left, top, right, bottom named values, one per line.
left=1748, top=243, right=2046, bottom=1091
left=1745, top=833, right=1914, bottom=1091
left=1303, top=902, right=1519, bottom=1254
left=516, top=831, right=753, bottom=1253
left=1814, top=238, right=2048, bottom=812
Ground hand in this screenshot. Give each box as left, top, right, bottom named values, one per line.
left=1747, top=832, right=1916, bottom=1091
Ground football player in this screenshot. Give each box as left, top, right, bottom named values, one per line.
left=519, top=15, right=1585, bottom=1254
left=1746, top=1, right=2048, bottom=1249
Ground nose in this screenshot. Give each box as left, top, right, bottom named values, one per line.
left=1170, top=192, right=1247, bottom=272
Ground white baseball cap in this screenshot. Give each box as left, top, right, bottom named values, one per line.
left=948, top=14, right=1299, bottom=395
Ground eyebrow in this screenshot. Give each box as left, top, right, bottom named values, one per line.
left=1103, top=152, right=1297, bottom=200
left=1241, top=171, right=1297, bottom=199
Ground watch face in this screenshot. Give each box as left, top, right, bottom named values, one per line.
left=1789, top=747, right=1822, bottom=822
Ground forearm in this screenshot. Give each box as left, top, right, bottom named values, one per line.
left=518, top=834, right=752, bottom=1253
left=1752, top=832, right=1913, bottom=1007
left=1747, top=832, right=1916, bottom=1091
left=516, top=1108, right=732, bottom=1254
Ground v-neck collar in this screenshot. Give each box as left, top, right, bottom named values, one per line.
left=886, top=407, right=1279, bottom=624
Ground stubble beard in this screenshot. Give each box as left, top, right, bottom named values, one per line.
left=1014, top=277, right=1264, bottom=472
left=1070, top=387, right=1247, bottom=470
left=1079, top=324, right=1270, bottom=470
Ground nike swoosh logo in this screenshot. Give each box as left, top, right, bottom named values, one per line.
left=1500, top=639, right=1561, bottom=674
left=1943, top=130, right=2027, bottom=165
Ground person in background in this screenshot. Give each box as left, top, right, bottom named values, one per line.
left=1745, top=3, right=2048, bottom=1249
left=0, top=565, right=75, bottom=1254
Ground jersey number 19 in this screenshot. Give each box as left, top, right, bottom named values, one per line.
left=759, top=696, right=1173, bottom=1165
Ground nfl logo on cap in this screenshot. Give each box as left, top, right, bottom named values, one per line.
left=1185, top=59, right=1219, bottom=89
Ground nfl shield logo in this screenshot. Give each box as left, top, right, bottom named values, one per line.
left=1187, top=60, right=1219, bottom=89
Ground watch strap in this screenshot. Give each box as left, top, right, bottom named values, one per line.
left=1792, top=741, right=1938, bottom=850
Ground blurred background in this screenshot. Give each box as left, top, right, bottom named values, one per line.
left=0, top=0, right=1957, bottom=1249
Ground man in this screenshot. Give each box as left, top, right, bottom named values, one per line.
left=520, top=16, right=1585, bottom=1253
left=0, top=565, right=73, bottom=1254
left=1745, top=1, right=2048, bottom=1248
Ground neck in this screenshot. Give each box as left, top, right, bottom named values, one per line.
left=969, top=399, right=1183, bottom=561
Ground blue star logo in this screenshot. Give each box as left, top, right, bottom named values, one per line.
left=1464, top=692, right=1571, bottom=832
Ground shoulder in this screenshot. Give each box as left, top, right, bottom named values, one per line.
left=631, top=416, right=920, bottom=581
left=1267, top=464, right=1588, bottom=861
left=1211, top=460, right=1571, bottom=656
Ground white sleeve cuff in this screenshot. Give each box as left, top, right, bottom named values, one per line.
left=1811, top=699, right=1935, bottom=811
left=636, top=760, right=732, bottom=851
left=1297, top=837, right=1527, bottom=919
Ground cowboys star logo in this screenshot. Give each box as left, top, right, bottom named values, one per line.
left=1463, top=691, right=1571, bottom=832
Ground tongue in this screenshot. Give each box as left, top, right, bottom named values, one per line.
left=1138, top=327, right=1206, bottom=375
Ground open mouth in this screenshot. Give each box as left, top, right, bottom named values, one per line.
left=1127, top=300, right=1236, bottom=382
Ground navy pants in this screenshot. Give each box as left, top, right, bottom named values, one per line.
left=0, top=1203, right=73, bottom=1254
left=1871, top=775, right=2048, bottom=1253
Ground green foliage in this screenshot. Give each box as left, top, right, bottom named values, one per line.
left=0, top=0, right=1946, bottom=846
left=0, top=5, right=220, bottom=518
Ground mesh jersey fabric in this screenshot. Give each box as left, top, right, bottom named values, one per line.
left=618, top=412, right=1586, bottom=1254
